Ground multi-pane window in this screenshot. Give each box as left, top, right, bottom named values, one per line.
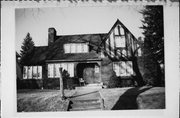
left=115, top=36, right=126, bottom=48
left=23, top=66, right=42, bottom=79
left=48, top=64, right=54, bottom=78
left=48, top=63, right=74, bottom=78
left=64, top=43, right=88, bottom=53
left=113, top=61, right=133, bottom=76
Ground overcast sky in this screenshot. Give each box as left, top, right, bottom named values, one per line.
left=16, top=6, right=144, bottom=53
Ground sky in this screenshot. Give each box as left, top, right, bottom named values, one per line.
left=15, top=6, right=144, bottom=53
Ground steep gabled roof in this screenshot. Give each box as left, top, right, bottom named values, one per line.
left=101, top=19, right=138, bottom=45
left=21, top=19, right=138, bottom=65
left=23, top=33, right=107, bottom=65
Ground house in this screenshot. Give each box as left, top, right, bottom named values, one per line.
left=19, top=19, right=142, bottom=89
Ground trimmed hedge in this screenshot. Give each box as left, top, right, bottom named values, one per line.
left=17, top=79, right=43, bottom=89
left=17, top=77, right=80, bottom=90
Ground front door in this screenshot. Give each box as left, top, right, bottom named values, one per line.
left=83, top=65, right=95, bottom=84
left=76, top=63, right=101, bottom=85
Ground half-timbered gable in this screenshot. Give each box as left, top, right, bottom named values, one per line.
left=102, top=19, right=139, bottom=59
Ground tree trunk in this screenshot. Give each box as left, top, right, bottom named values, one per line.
left=132, top=56, right=145, bottom=87
left=59, top=68, right=65, bottom=100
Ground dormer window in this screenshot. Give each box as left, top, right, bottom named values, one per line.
left=64, top=43, right=89, bottom=53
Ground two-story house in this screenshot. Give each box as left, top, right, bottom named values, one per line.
left=19, top=19, right=141, bottom=89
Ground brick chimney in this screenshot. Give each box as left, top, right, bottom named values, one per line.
left=48, top=27, right=57, bottom=46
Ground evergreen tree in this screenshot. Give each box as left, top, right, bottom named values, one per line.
left=140, top=5, right=164, bottom=64
left=140, top=6, right=164, bottom=86
left=20, top=33, right=35, bottom=65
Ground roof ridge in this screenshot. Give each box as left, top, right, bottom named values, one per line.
left=58, top=33, right=108, bottom=37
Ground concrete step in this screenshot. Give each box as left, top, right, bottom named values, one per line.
left=71, top=102, right=101, bottom=108
left=69, top=98, right=102, bottom=111
left=69, top=106, right=101, bottom=111
left=75, top=84, right=103, bottom=90
left=71, top=99, right=100, bottom=104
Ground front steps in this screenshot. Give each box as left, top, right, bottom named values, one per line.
left=69, top=83, right=104, bottom=111
left=75, top=83, right=103, bottom=91
left=68, top=99, right=102, bottom=111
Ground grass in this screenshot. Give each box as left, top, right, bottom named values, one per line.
left=137, top=87, right=165, bottom=109
left=17, top=89, right=75, bottom=112
left=99, top=86, right=165, bottom=110
left=17, top=87, right=165, bottom=112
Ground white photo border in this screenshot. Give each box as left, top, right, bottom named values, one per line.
left=1, top=1, right=179, bottom=118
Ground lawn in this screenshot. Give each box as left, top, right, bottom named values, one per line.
left=99, top=86, right=165, bottom=110
left=17, top=89, right=75, bottom=112
left=17, top=87, right=165, bottom=112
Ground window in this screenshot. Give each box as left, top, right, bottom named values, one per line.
left=114, top=25, right=125, bottom=36
left=48, top=63, right=74, bottom=78
left=32, top=66, right=37, bottom=79
left=113, top=61, right=133, bottom=76
left=77, top=44, right=81, bottom=53
left=54, top=64, right=61, bottom=78
left=27, top=66, right=32, bottom=79
left=64, top=44, right=71, bottom=53
left=37, top=66, right=42, bottom=79
left=82, top=44, right=88, bottom=52
left=115, top=36, right=126, bottom=48
left=71, top=44, right=76, bottom=53
left=23, top=66, right=28, bottom=79
left=114, top=26, right=119, bottom=35
left=48, top=64, right=54, bottom=78
left=122, top=49, right=127, bottom=57
left=68, top=63, right=74, bottom=77
left=120, top=26, right=125, bottom=35
left=64, top=43, right=88, bottom=53
left=23, top=66, right=42, bottom=79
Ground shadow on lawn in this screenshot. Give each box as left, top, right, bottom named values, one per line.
left=112, top=87, right=152, bottom=110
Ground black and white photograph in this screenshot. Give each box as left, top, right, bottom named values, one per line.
left=15, top=5, right=166, bottom=112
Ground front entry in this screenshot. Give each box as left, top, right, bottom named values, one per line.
left=76, top=63, right=101, bottom=84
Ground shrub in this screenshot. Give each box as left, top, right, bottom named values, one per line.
left=107, top=71, right=121, bottom=88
